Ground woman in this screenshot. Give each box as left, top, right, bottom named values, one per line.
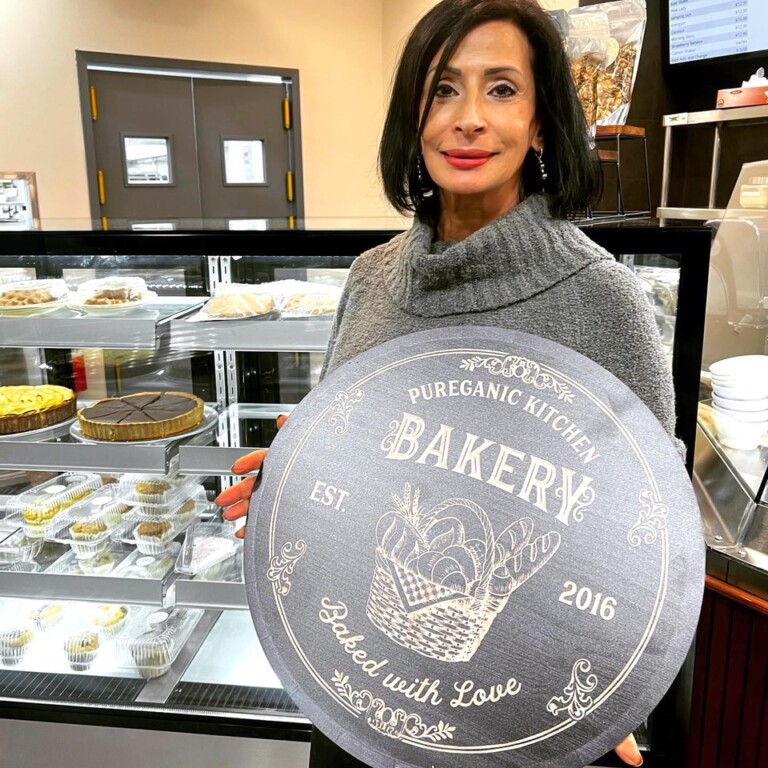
left=218, top=1, right=674, bottom=765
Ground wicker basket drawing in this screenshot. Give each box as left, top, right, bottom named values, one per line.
left=365, top=487, right=560, bottom=663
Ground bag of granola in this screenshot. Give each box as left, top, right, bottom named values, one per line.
left=566, top=7, right=611, bottom=138
left=596, top=0, right=647, bottom=125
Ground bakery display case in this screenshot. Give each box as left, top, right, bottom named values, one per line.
left=0, top=220, right=710, bottom=768
left=694, top=160, right=768, bottom=593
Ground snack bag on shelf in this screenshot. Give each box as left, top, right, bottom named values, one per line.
left=598, top=0, right=646, bottom=125
left=566, top=7, right=611, bottom=138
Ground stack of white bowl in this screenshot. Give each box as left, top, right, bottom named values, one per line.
left=710, top=355, right=768, bottom=450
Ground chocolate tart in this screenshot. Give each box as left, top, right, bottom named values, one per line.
left=78, top=392, right=204, bottom=442
left=0, top=385, right=76, bottom=435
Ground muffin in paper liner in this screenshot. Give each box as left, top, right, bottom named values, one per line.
left=0, top=627, right=34, bottom=666
left=91, top=604, right=129, bottom=637
left=63, top=631, right=100, bottom=671
left=134, top=518, right=175, bottom=555
left=69, top=513, right=111, bottom=559
left=27, top=602, right=64, bottom=632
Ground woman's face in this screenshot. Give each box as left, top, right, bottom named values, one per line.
left=419, top=20, right=542, bottom=206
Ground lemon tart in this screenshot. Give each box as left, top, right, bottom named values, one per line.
left=0, top=385, right=76, bottom=435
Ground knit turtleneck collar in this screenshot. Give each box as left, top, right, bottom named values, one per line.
left=382, top=193, right=612, bottom=318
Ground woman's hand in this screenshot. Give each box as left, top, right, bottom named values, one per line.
left=614, top=734, right=642, bottom=767
left=215, top=415, right=287, bottom=539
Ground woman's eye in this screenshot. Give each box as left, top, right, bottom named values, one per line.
left=491, top=83, right=517, bottom=97
left=435, top=82, right=457, bottom=98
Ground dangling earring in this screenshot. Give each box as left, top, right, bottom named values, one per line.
left=535, top=148, right=548, bottom=184
left=417, top=153, right=434, bottom=199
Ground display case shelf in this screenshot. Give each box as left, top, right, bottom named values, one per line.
left=178, top=403, right=296, bottom=476
left=0, top=566, right=171, bottom=605
left=174, top=578, right=247, bottom=610
left=0, top=410, right=219, bottom=474
left=0, top=298, right=205, bottom=349
left=170, top=317, right=332, bottom=352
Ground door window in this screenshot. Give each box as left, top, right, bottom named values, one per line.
left=123, top=136, right=173, bottom=185
left=222, top=138, right=266, bottom=185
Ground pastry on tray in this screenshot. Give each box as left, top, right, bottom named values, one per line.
left=77, top=391, right=204, bottom=441
left=283, top=292, right=338, bottom=316
left=204, top=292, right=274, bottom=319
left=28, top=603, right=64, bottom=632
left=0, top=279, right=68, bottom=308
left=92, top=604, right=129, bottom=637
left=0, top=384, right=76, bottom=435
left=76, top=276, right=147, bottom=306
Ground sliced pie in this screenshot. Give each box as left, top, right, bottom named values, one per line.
left=78, top=391, right=204, bottom=441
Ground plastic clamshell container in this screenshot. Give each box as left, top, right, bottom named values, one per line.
left=118, top=608, right=203, bottom=678
left=8, top=473, right=103, bottom=538
left=63, top=485, right=133, bottom=528
left=0, top=561, right=41, bottom=573
left=74, top=276, right=147, bottom=305
left=133, top=518, right=177, bottom=555
left=0, top=528, right=44, bottom=565
left=0, top=278, right=70, bottom=309
left=113, top=543, right=180, bottom=580
left=46, top=545, right=130, bottom=577
left=176, top=522, right=240, bottom=576
left=118, top=473, right=204, bottom=514
left=130, top=486, right=207, bottom=520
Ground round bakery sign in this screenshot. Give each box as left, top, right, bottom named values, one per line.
left=245, top=327, right=704, bottom=768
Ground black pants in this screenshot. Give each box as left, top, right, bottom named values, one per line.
left=309, top=728, right=368, bottom=768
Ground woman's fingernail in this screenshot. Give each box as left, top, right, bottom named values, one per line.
left=633, top=758, right=643, bottom=767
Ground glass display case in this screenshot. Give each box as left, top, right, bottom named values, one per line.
left=694, top=160, right=768, bottom=597
left=0, top=220, right=710, bottom=768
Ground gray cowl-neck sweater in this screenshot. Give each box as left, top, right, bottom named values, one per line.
left=321, top=193, right=679, bottom=448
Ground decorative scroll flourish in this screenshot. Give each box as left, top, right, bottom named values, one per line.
left=459, top=355, right=574, bottom=402
left=332, top=670, right=456, bottom=743
left=267, top=540, right=307, bottom=596
left=328, top=388, right=364, bottom=435
left=546, top=659, right=598, bottom=721
left=554, top=484, right=596, bottom=525
left=628, top=488, right=669, bottom=547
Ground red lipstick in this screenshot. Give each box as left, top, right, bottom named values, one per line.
left=443, top=149, right=494, bottom=169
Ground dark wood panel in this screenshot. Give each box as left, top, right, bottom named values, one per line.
left=738, top=617, right=768, bottom=766
left=688, top=586, right=768, bottom=768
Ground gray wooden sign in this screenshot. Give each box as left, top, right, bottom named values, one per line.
left=245, top=326, right=704, bottom=768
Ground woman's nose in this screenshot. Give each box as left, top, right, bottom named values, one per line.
left=454, top=93, right=486, bottom=134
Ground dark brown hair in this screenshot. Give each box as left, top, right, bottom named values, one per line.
left=379, top=0, right=600, bottom=222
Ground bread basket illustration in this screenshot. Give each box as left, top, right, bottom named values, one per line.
left=366, top=484, right=561, bottom=662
